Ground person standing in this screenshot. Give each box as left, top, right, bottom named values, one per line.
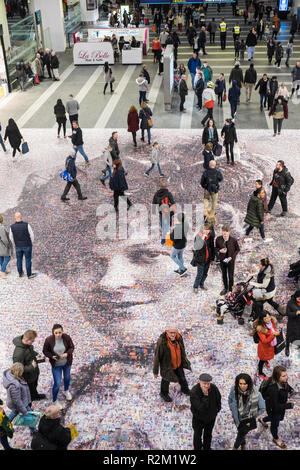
left=244, top=188, right=266, bottom=239
left=66, top=94, right=79, bottom=130
left=179, top=74, right=188, bottom=113
left=215, top=225, right=240, bottom=295
left=61, top=153, right=87, bottom=202
left=194, top=69, right=204, bottom=110
left=200, top=160, right=223, bottom=216
left=50, top=51, right=60, bottom=81
left=219, top=18, right=227, bottom=50
left=136, top=73, right=148, bottom=106
left=32, top=53, right=43, bottom=81
left=169, top=212, right=188, bottom=276
left=285, top=290, right=300, bottom=356
left=31, top=405, right=72, bottom=450
left=152, top=180, right=176, bottom=245
left=4, top=118, right=24, bottom=159
left=266, top=75, right=278, bottom=110
left=103, top=61, right=114, bottom=95
left=9, top=212, right=36, bottom=279
left=0, top=215, right=12, bottom=279
left=201, top=81, right=215, bottom=126
left=144, top=142, right=164, bottom=178
left=12, top=330, right=46, bottom=401
left=43, top=48, right=52, bottom=79
left=207, top=18, right=217, bottom=44
left=255, top=74, right=269, bottom=111
left=221, top=118, right=238, bottom=165
left=267, top=37, right=275, bottom=65
left=251, top=311, right=279, bottom=379
left=285, top=38, right=293, bottom=68
left=42, top=324, right=74, bottom=409
left=192, top=224, right=215, bottom=292
left=244, top=63, right=257, bottom=103
left=228, top=80, right=240, bottom=120
left=274, top=42, right=283, bottom=69
left=154, top=10, right=162, bottom=35
left=152, top=36, right=161, bottom=63
left=127, top=105, right=139, bottom=147
left=267, top=160, right=293, bottom=216
left=259, top=365, right=294, bottom=449
left=190, top=373, right=221, bottom=450
left=187, top=52, right=201, bottom=89
left=228, top=374, right=265, bottom=450
left=256, top=18, right=265, bottom=40
left=54, top=99, right=67, bottom=139
left=16, top=60, right=27, bottom=91
left=139, top=102, right=153, bottom=145
left=109, top=159, right=133, bottom=213
left=71, top=122, right=90, bottom=166
left=291, top=61, right=300, bottom=98
left=153, top=327, right=191, bottom=402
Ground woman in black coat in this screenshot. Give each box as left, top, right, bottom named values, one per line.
left=285, top=290, right=300, bottom=355
left=202, top=142, right=214, bottom=170
left=139, top=102, right=153, bottom=145
left=109, top=159, right=133, bottom=212
left=267, top=38, right=275, bottom=65
left=4, top=118, right=24, bottom=158
left=221, top=118, right=237, bottom=165
left=54, top=99, right=67, bottom=138
left=202, top=119, right=219, bottom=149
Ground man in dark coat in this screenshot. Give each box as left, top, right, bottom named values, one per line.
left=31, top=405, right=72, bottom=450
left=12, top=330, right=46, bottom=401
left=153, top=328, right=191, bottom=402
left=61, top=153, right=87, bottom=201
left=215, top=225, right=240, bottom=295
left=246, top=27, right=257, bottom=60
left=152, top=180, right=175, bottom=245
left=229, top=62, right=243, bottom=89
left=109, top=131, right=120, bottom=160
left=201, top=160, right=223, bottom=216
left=267, top=76, right=278, bottom=110
left=267, top=160, right=294, bottom=216
left=198, top=26, right=207, bottom=55
left=244, top=188, right=265, bottom=239
left=285, top=290, right=300, bottom=355
left=190, top=373, right=221, bottom=450
left=44, top=48, right=52, bottom=79
left=179, top=75, right=188, bottom=112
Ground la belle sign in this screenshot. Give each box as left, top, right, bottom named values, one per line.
left=73, top=41, right=114, bottom=65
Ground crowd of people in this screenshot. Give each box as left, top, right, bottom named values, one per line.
left=16, top=48, right=60, bottom=91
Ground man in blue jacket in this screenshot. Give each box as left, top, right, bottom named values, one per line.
left=61, top=154, right=87, bottom=201
left=187, top=52, right=201, bottom=89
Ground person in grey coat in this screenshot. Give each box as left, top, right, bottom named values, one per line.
left=136, top=73, right=149, bottom=105
left=228, top=373, right=265, bottom=450
left=100, top=145, right=113, bottom=186
left=3, top=363, right=36, bottom=432
left=66, top=94, right=79, bottom=130
left=0, top=215, right=12, bottom=279
left=144, top=142, right=164, bottom=177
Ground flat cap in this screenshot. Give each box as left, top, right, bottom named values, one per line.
left=199, top=373, right=212, bottom=382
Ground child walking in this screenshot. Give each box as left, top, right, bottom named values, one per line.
left=144, top=142, right=165, bottom=177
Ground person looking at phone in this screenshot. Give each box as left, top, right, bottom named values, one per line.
left=215, top=225, right=240, bottom=295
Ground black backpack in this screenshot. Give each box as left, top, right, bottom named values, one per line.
left=31, top=431, right=58, bottom=450
left=207, top=171, right=218, bottom=193
left=259, top=377, right=273, bottom=399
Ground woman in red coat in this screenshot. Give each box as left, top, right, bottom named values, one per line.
left=127, top=105, right=139, bottom=147
left=252, top=311, right=280, bottom=380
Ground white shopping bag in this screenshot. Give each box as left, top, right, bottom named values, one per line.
left=233, top=145, right=241, bottom=162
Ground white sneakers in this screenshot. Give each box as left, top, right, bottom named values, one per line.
left=63, top=390, right=72, bottom=401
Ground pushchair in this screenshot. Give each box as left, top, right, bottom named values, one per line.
left=216, top=278, right=253, bottom=324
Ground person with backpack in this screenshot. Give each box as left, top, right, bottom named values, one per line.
left=169, top=212, right=189, bottom=277
left=31, top=405, right=72, bottom=450
left=152, top=180, right=176, bottom=245
left=200, top=160, right=223, bottom=217
left=244, top=63, right=257, bottom=103
left=228, top=373, right=265, bottom=450
left=285, top=290, right=300, bottom=356
left=191, top=223, right=215, bottom=293
left=267, top=160, right=294, bottom=217
left=201, top=61, right=213, bottom=88
left=258, top=365, right=294, bottom=449
left=251, top=311, right=280, bottom=380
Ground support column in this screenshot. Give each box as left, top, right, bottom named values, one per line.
left=80, top=0, right=98, bottom=24
left=29, top=0, right=66, bottom=52
left=0, top=0, right=11, bottom=50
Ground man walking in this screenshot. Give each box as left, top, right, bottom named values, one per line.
left=215, top=225, right=240, bottom=295
left=207, top=18, right=217, bottom=44
left=44, top=48, right=52, bottom=79
left=267, top=160, right=294, bottom=217
left=71, top=122, right=90, bottom=166
left=9, top=212, right=37, bottom=279
left=66, top=94, right=79, bottom=130
left=198, top=26, right=207, bottom=55
left=201, top=81, right=215, bottom=126
left=244, top=63, right=257, bottom=102
left=190, top=373, right=221, bottom=450
left=179, top=74, right=188, bottom=113
left=187, top=52, right=201, bottom=90
left=246, top=27, right=257, bottom=61
left=61, top=153, right=87, bottom=202
left=153, top=327, right=191, bottom=402
left=200, top=160, right=223, bottom=216
left=219, top=18, right=227, bottom=50
left=109, top=131, right=120, bottom=160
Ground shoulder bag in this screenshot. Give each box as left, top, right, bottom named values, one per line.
left=275, top=329, right=285, bottom=355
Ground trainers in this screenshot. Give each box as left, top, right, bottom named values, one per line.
left=144, top=172, right=149, bottom=177
left=174, top=269, right=180, bottom=274
left=160, top=393, right=172, bottom=402
left=84, top=161, right=90, bottom=167
left=28, top=273, right=37, bottom=279
left=179, top=268, right=187, bottom=277
left=63, top=390, right=72, bottom=401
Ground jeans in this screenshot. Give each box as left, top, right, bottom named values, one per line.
left=159, top=212, right=170, bottom=242
left=52, top=364, right=71, bottom=402
left=8, top=405, right=36, bottom=431
left=190, top=73, right=196, bottom=88
left=193, top=261, right=210, bottom=288
left=286, top=50, right=291, bottom=66
left=225, top=142, right=234, bottom=163
left=245, top=224, right=265, bottom=239
left=230, top=101, right=237, bottom=118
left=193, top=418, right=216, bottom=450
left=0, top=256, right=11, bottom=273
left=262, top=414, right=283, bottom=440
left=146, top=162, right=162, bottom=175
left=273, top=118, right=283, bottom=134
left=161, top=366, right=189, bottom=395
left=141, top=127, right=151, bottom=144
left=260, top=93, right=267, bottom=108
left=139, top=90, right=146, bottom=105
left=74, top=145, right=89, bottom=163
left=131, top=131, right=137, bottom=145
left=268, top=186, right=288, bottom=213
left=220, top=260, right=235, bottom=291
left=101, top=165, right=112, bottom=182
left=0, top=133, right=7, bottom=152
left=171, top=247, right=186, bottom=271
left=247, top=46, right=255, bottom=59
left=16, top=246, right=32, bottom=277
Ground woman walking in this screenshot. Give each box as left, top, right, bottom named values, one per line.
left=0, top=215, right=12, bottom=279
left=43, top=324, right=75, bottom=409
left=127, top=105, right=139, bottom=147
left=244, top=188, right=266, bottom=240
left=267, top=38, right=275, bottom=65
left=228, top=79, right=240, bottom=119
left=139, top=102, right=153, bottom=145
left=228, top=373, right=265, bottom=450
left=54, top=99, right=67, bottom=139
left=152, top=36, right=161, bottom=63
left=274, top=42, right=284, bottom=69
left=214, top=73, right=226, bottom=107
left=103, top=61, right=114, bottom=95
left=109, top=159, right=133, bottom=212
left=251, top=311, right=280, bottom=380
left=275, top=82, right=289, bottom=101
left=221, top=118, right=238, bottom=165
left=4, top=118, right=24, bottom=159
left=202, top=119, right=219, bottom=151
left=285, top=38, right=293, bottom=68
left=269, top=96, right=288, bottom=137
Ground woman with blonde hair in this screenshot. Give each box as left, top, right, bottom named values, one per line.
left=275, top=82, right=289, bottom=101
left=2, top=363, right=36, bottom=433
left=127, top=105, right=139, bottom=147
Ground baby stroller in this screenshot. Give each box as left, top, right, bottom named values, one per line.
left=173, top=69, right=181, bottom=92
left=216, top=278, right=253, bottom=324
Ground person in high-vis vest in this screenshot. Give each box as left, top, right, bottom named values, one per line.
left=232, top=23, right=240, bottom=44
left=219, top=19, right=227, bottom=50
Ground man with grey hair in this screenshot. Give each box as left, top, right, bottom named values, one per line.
left=153, top=327, right=191, bottom=402
left=9, top=212, right=37, bottom=279
left=31, top=405, right=72, bottom=450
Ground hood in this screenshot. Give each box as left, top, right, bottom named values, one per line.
left=232, top=80, right=238, bottom=87
left=13, top=335, right=26, bottom=349
left=136, top=77, right=146, bottom=85
left=3, top=370, right=19, bottom=390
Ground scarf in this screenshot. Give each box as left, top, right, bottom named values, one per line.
left=266, top=321, right=277, bottom=347
left=237, top=386, right=259, bottom=421
left=167, top=333, right=182, bottom=370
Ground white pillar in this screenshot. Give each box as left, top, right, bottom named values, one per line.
left=80, top=0, right=98, bottom=24
left=0, top=0, right=11, bottom=50
left=29, top=0, right=66, bottom=52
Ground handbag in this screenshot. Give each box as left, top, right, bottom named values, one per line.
left=110, top=76, right=115, bottom=83
left=238, top=417, right=257, bottom=433
left=165, top=232, right=174, bottom=247
left=34, top=75, right=40, bottom=84
left=60, top=170, right=74, bottom=182
left=22, top=141, right=29, bottom=154
left=152, top=25, right=156, bottom=32
left=233, top=145, right=241, bottom=162
left=275, top=329, right=286, bottom=355
left=213, top=142, right=222, bottom=157
left=223, top=92, right=227, bottom=102
left=0, top=410, right=14, bottom=438
left=147, top=118, right=153, bottom=128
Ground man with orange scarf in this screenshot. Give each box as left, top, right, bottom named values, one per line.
left=153, top=328, right=191, bottom=402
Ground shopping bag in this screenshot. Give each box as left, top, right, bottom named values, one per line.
left=223, top=92, right=227, bottom=102
left=14, top=411, right=40, bottom=428
left=0, top=410, right=14, bottom=438
left=213, top=143, right=223, bottom=157
left=233, top=145, right=240, bottom=162
left=34, top=75, right=40, bottom=85
left=69, top=424, right=79, bottom=440
left=144, top=18, right=149, bottom=25
left=165, top=232, right=174, bottom=247
left=152, top=25, right=156, bottom=32
left=60, top=170, right=74, bottom=182
left=21, top=141, right=29, bottom=154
